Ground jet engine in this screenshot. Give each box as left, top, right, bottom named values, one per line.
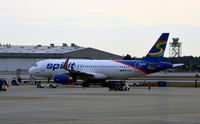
left=53, top=74, right=72, bottom=84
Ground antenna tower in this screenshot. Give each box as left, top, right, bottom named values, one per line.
left=169, top=38, right=182, bottom=57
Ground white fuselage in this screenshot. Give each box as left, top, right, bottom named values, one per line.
left=29, top=59, right=145, bottom=80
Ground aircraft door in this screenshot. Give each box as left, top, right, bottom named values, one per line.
left=41, top=63, right=45, bottom=71
left=134, top=62, right=139, bottom=68
left=134, top=62, right=140, bottom=72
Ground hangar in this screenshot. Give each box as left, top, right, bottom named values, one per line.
left=0, top=43, right=122, bottom=72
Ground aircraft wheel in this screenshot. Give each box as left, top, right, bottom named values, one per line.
left=37, top=84, right=41, bottom=88
left=11, top=80, right=18, bottom=86
left=85, top=82, right=90, bottom=87
left=102, top=82, right=108, bottom=87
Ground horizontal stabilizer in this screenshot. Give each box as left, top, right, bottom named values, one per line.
left=172, top=63, right=184, bottom=68
left=148, top=64, right=160, bottom=70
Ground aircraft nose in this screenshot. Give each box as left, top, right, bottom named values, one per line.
left=28, top=67, right=33, bottom=75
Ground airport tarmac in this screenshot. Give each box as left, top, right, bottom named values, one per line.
left=0, top=86, right=200, bottom=124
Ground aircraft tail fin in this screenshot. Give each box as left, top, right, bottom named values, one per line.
left=142, top=33, right=169, bottom=62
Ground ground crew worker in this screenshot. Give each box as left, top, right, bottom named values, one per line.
left=82, top=83, right=85, bottom=89
left=125, top=82, right=130, bottom=91
left=2, top=83, right=5, bottom=89
left=148, top=82, right=151, bottom=91
left=194, top=80, right=198, bottom=88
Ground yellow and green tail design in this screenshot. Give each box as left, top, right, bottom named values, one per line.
left=142, top=33, right=169, bottom=62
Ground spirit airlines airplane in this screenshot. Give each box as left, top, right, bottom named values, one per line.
left=29, top=33, right=183, bottom=86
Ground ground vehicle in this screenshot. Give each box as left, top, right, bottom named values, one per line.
left=108, top=81, right=130, bottom=91
left=5, top=78, right=20, bottom=86
left=36, top=83, right=57, bottom=88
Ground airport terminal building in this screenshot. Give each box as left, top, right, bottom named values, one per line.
left=0, top=43, right=122, bottom=72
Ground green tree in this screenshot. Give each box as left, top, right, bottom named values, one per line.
left=123, top=54, right=132, bottom=60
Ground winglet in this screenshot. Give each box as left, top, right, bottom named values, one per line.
left=63, top=56, right=70, bottom=69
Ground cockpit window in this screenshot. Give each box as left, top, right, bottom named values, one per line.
left=33, top=64, right=38, bottom=67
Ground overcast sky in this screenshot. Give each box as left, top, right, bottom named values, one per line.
left=0, top=0, right=200, bottom=57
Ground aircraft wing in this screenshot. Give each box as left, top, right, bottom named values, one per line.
left=65, top=69, right=94, bottom=77
left=148, top=64, right=161, bottom=70
left=172, top=63, right=184, bottom=68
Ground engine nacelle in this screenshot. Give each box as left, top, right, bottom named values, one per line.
left=54, top=74, right=72, bottom=84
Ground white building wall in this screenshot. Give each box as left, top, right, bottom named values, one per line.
left=0, top=58, right=44, bottom=71
left=0, top=59, right=7, bottom=71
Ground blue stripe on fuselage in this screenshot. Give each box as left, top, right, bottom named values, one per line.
left=113, top=60, right=172, bottom=74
